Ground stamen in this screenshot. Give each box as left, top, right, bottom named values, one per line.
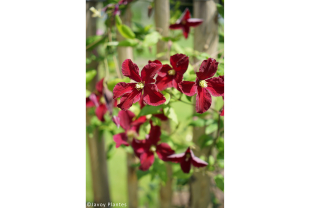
left=199, top=80, right=208, bottom=88
left=150, top=145, right=156, bottom=152
left=135, top=82, right=144, bottom=90
left=167, top=69, right=176, bottom=76
left=185, top=153, right=191, bottom=161
left=126, top=130, right=136, bottom=139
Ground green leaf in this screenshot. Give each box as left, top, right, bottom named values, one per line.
left=115, top=15, right=122, bottom=26
left=143, top=31, right=162, bottom=47
left=163, top=106, right=178, bottom=124
left=208, top=155, right=215, bottom=166
left=137, top=169, right=150, bottom=180
left=118, top=39, right=139, bottom=47
left=205, top=122, right=218, bottom=134
left=216, top=4, right=224, bottom=18
left=189, top=118, right=205, bottom=127
left=120, top=25, right=136, bottom=39
left=138, top=105, right=162, bottom=117
left=162, top=91, right=171, bottom=104
left=214, top=174, right=224, bottom=192
left=86, top=35, right=106, bottom=51
left=172, top=43, right=185, bottom=54
left=152, top=158, right=167, bottom=183
left=186, top=95, right=192, bottom=102
left=198, top=134, right=214, bottom=148
left=86, top=70, right=97, bottom=84
left=217, top=137, right=224, bottom=152
left=86, top=89, right=91, bottom=97
left=106, top=78, right=130, bottom=92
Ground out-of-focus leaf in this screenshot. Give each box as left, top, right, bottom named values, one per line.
left=214, top=174, right=224, bottom=191
left=189, top=118, right=205, bottom=127
left=163, top=106, right=178, bottom=124
left=206, top=122, right=218, bottom=134
left=216, top=4, right=224, bottom=18
left=208, top=155, right=215, bottom=166
left=86, top=35, right=106, bottom=51
left=106, top=78, right=130, bottom=92
left=198, top=134, right=214, bottom=148
left=118, top=39, right=139, bottom=47
left=117, top=24, right=136, bottom=39
left=86, top=89, right=91, bottom=98
left=172, top=43, right=185, bottom=54
left=137, top=169, right=150, bottom=180
left=143, top=31, right=161, bottom=47
left=138, top=105, right=162, bottom=116
left=152, top=158, right=167, bottom=183
left=115, top=15, right=122, bottom=26
left=162, top=91, right=171, bottom=105
left=186, top=95, right=192, bottom=102
left=86, top=70, right=97, bottom=84
left=217, top=137, right=224, bottom=152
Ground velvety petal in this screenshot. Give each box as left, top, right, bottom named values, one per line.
left=143, top=84, right=166, bottom=106
left=95, top=104, right=107, bottom=122
left=153, top=113, right=168, bottom=121
left=182, top=25, right=190, bottom=39
left=155, top=75, right=174, bottom=91
left=169, top=23, right=183, bottom=29
left=196, top=58, right=219, bottom=80
left=157, top=64, right=172, bottom=77
left=86, top=97, right=95, bottom=107
left=120, top=91, right=142, bottom=105
left=180, top=159, right=192, bottom=173
left=96, top=78, right=104, bottom=94
left=121, top=59, right=141, bottom=82
left=181, top=8, right=191, bottom=22
left=103, top=86, right=114, bottom=115
left=206, top=77, right=224, bottom=97
left=220, top=95, right=224, bottom=116
left=139, top=97, right=145, bottom=109
left=191, top=156, right=208, bottom=168
left=170, top=54, right=189, bottom=73
left=132, top=138, right=149, bottom=158
left=196, top=86, right=212, bottom=114
left=112, top=116, right=120, bottom=128
left=131, top=116, right=147, bottom=127
left=167, top=153, right=185, bottom=163
left=156, top=143, right=175, bottom=161
left=147, top=123, right=161, bottom=145
left=88, top=93, right=100, bottom=107
left=117, top=89, right=142, bottom=110
left=118, top=110, right=135, bottom=131
left=148, top=60, right=162, bottom=65
left=141, top=62, right=162, bottom=84
left=179, top=81, right=197, bottom=96
left=186, top=18, right=203, bottom=27
left=139, top=151, right=155, bottom=171
left=113, top=132, right=129, bottom=148
left=113, top=82, right=136, bottom=99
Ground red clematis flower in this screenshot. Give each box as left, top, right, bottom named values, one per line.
left=132, top=122, right=175, bottom=171
left=219, top=76, right=224, bottom=116
left=179, top=58, right=224, bottom=114
left=113, top=59, right=166, bottom=110
left=154, top=54, right=189, bottom=91
left=113, top=110, right=147, bottom=148
left=86, top=93, right=108, bottom=122
left=167, top=147, right=208, bottom=173
left=169, top=8, right=203, bottom=39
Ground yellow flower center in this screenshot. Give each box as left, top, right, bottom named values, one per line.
left=126, top=130, right=136, bottom=139
left=167, top=69, right=176, bottom=76
left=185, top=153, right=191, bottom=161
left=135, top=82, right=144, bottom=90
left=199, top=80, right=208, bottom=88
left=181, top=20, right=187, bottom=25
left=150, top=145, right=156, bottom=152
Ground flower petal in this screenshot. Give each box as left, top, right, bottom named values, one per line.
left=122, top=59, right=141, bottom=82
left=113, top=132, right=129, bottom=148
left=170, top=54, right=189, bottom=73
left=191, top=156, right=208, bottom=168
left=169, top=23, right=183, bottom=29
left=147, top=123, right=161, bottom=145
left=155, top=75, right=174, bottom=91
left=157, top=64, right=172, bottom=77
left=96, top=78, right=104, bottom=94
left=112, top=116, right=120, bottom=128
left=143, top=84, right=166, bottom=106
left=86, top=97, right=95, bottom=107
left=182, top=25, right=190, bottom=39
left=179, top=81, right=197, bottom=96
left=131, top=116, right=147, bottom=134
left=153, top=113, right=168, bottom=121
left=95, top=104, right=108, bottom=122
left=207, top=77, right=224, bottom=97
left=196, top=58, right=219, bottom=80
left=118, top=110, right=135, bottom=131
left=181, top=8, right=191, bottom=22
left=141, top=62, right=162, bottom=83
left=196, top=86, right=212, bottom=114
left=88, top=93, right=100, bottom=107
left=117, top=89, right=142, bottom=110
left=139, top=152, right=155, bottom=171
left=156, top=143, right=175, bottom=161
left=132, top=138, right=149, bottom=158
left=180, top=160, right=191, bottom=173
left=113, top=82, right=136, bottom=99
left=167, top=153, right=185, bottom=163
left=186, top=18, right=203, bottom=27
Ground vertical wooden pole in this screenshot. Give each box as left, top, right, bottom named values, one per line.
left=116, top=6, right=138, bottom=208
left=190, top=1, right=219, bottom=208
left=154, top=1, right=173, bottom=208
left=86, top=2, right=111, bottom=203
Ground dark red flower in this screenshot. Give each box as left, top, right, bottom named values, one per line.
left=154, top=54, right=189, bottom=91
left=169, top=8, right=203, bottom=39
left=113, top=59, right=166, bottom=110
left=86, top=93, right=108, bottom=122
left=132, top=122, right=175, bottom=171
left=113, top=110, right=147, bottom=148
left=179, top=58, right=224, bottom=114
left=219, top=76, right=224, bottom=116
left=167, top=147, right=208, bottom=173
